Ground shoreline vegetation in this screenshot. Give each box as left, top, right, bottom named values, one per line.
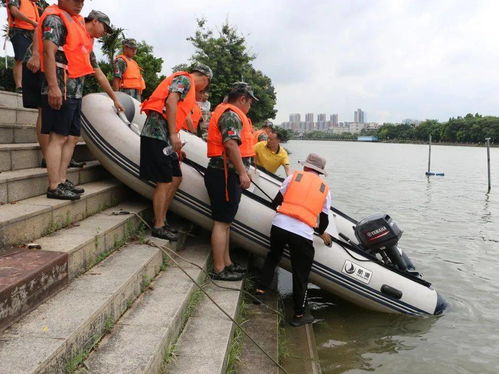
left=287, top=113, right=498, bottom=147
left=292, top=137, right=498, bottom=147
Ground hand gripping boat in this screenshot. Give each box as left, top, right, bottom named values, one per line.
left=81, top=92, right=447, bottom=316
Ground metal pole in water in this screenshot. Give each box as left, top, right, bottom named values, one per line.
left=486, top=137, right=491, bottom=192
left=427, top=134, right=432, bottom=174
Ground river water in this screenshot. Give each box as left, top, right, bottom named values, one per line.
left=275, top=140, right=499, bottom=374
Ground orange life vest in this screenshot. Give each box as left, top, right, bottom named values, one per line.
left=191, top=104, right=202, bottom=130
left=253, top=129, right=267, bottom=143
left=141, top=71, right=196, bottom=132
left=6, top=0, right=39, bottom=31
left=278, top=171, right=329, bottom=228
left=207, top=103, right=255, bottom=158
left=37, top=5, right=94, bottom=79
left=115, top=54, right=146, bottom=90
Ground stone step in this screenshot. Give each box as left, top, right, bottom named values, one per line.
left=0, top=249, right=68, bottom=333
left=0, top=200, right=151, bottom=334
left=0, top=106, right=38, bottom=126
left=165, top=279, right=244, bottom=374
left=0, top=123, right=37, bottom=144
left=81, top=240, right=211, bottom=374
left=0, top=160, right=108, bottom=204
left=0, top=90, right=23, bottom=108
left=0, top=179, right=131, bottom=249
left=0, top=242, right=163, bottom=374
left=0, top=142, right=94, bottom=172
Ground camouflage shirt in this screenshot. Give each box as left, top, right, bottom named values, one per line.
left=208, top=110, right=251, bottom=170
left=140, top=75, right=192, bottom=142
left=40, top=14, right=98, bottom=99
left=7, top=0, right=36, bottom=40
left=113, top=57, right=141, bottom=100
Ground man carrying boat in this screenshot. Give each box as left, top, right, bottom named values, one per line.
left=256, top=153, right=332, bottom=326
left=112, top=38, right=146, bottom=101
left=140, top=64, right=212, bottom=241
left=205, top=82, right=257, bottom=281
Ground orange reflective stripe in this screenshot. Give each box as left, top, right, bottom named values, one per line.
left=207, top=103, right=255, bottom=157
left=115, top=54, right=146, bottom=90
left=37, top=5, right=94, bottom=79
left=278, top=171, right=329, bottom=227
left=141, top=71, right=196, bottom=131
left=7, top=0, right=39, bottom=30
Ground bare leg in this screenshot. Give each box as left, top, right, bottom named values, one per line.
left=223, top=225, right=233, bottom=267
left=163, top=176, right=182, bottom=218
left=153, top=182, right=172, bottom=228
left=35, top=109, right=49, bottom=159
left=13, top=60, right=22, bottom=89
left=59, top=135, right=78, bottom=183
left=46, top=133, right=67, bottom=190
left=211, top=221, right=231, bottom=273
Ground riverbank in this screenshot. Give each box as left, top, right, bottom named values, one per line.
left=291, top=137, right=498, bottom=147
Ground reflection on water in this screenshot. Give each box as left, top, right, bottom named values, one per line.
left=278, top=140, right=499, bottom=374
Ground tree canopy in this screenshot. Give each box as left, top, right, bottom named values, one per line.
left=178, top=19, right=277, bottom=124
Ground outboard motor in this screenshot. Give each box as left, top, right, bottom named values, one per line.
left=354, top=213, right=413, bottom=272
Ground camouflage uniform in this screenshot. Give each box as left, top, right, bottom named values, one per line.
left=40, top=14, right=98, bottom=99
left=140, top=75, right=191, bottom=143
left=208, top=110, right=251, bottom=170
left=113, top=56, right=141, bottom=100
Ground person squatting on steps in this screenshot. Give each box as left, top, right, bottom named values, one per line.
left=140, top=64, right=213, bottom=241
left=256, top=153, right=333, bottom=327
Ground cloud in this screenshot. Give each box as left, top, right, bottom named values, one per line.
left=2, top=0, right=499, bottom=124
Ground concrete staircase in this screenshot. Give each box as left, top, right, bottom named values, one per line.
left=0, top=90, right=248, bottom=373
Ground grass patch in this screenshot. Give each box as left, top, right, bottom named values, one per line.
left=225, top=298, right=249, bottom=374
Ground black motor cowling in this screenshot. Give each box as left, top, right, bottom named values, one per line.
left=354, top=213, right=414, bottom=272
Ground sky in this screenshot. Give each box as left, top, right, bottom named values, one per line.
left=2, top=0, right=499, bottom=124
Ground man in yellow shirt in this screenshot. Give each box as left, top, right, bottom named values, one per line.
left=254, top=131, right=291, bottom=176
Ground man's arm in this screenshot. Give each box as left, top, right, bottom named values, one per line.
left=165, top=92, right=182, bottom=151
left=224, top=139, right=251, bottom=189
left=8, top=5, right=38, bottom=27
left=94, top=67, right=124, bottom=112
left=184, top=113, right=195, bottom=133
left=112, top=77, right=121, bottom=91
left=283, top=164, right=291, bottom=176
left=43, top=40, right=62, bottom=110
left=26, top=26, right=40, bottom=72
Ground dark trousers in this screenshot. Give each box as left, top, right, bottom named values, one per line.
left=259, top=225, right=315, bottom=315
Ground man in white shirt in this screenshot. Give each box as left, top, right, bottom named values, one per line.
left=256, top=153, right=333, bottom=327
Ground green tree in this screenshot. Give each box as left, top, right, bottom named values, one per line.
left=0, top=56, right=15, bottom=91
left=182, top=18, right=277, bottom=123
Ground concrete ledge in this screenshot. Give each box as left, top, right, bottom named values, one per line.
left=0, top=123, right=36, bottom=144
left=82, top=241, right=211, bottom=374
left=0, top=106, right=38, bottom=126
left=166, top=279, right=243, bottom=374
left=0, top=142, right=93, bottom=172
left=36, top=199, right=151, bottom=279
left=0, top=160, right=108, bottom=204
left=0, top=243, right=162, bottom=374
left=0, top=249, right=68, bottom=332
left=0, top=179, right=131, bottom=248
left=0, top=90, right=23, bottom=108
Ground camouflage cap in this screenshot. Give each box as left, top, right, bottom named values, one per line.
left=191, top=63, right=213, bottom=81
left=86, top=10, right=113, bottom=34
left=123, top=38, right=138, bottom=49
left=230, top=82, right=259, bottom=102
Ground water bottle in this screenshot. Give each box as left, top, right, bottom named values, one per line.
left=163, top=145, right=174, bottom=156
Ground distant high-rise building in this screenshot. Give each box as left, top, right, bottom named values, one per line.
left=331, top=114, right=338, bottom=127
left=289, top=113, right=301, bottom=123
left=305, top=113, right=314, bottom=122
left=318, top=113, right=326, bottom=122
left=354, top=109, right=365, bottom=123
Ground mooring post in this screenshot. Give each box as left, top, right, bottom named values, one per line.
left=486, top=137, right=491, bottom=192
left=427, top=134, right=432, bottom=174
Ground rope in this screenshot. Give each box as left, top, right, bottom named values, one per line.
left=112, top=210, right=288, bottom=373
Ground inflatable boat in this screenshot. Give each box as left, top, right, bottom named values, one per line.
left=81, top=92, right=447, bottom=316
